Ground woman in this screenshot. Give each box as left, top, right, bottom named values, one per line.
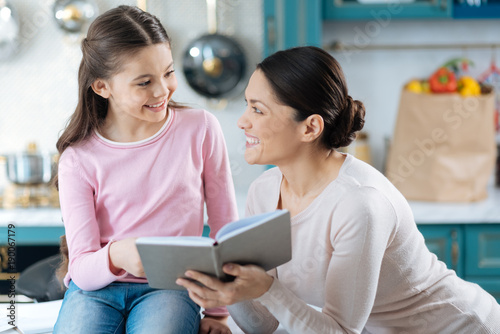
left=177, top=46, right=500, bottom=333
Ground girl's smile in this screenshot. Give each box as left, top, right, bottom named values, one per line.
left=144, top=99, right=167, bottom=112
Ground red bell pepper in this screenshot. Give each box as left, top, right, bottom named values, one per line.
left=429, top=67, right=457, bottom=93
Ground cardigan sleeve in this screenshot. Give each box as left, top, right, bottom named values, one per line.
left=58, top=148, right=127, bottom=291
left=254, top=187, right=398, bottom=333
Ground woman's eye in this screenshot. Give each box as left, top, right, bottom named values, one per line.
left=253, top=107, right=263, bottom=114
left=138, top=81, right=150, bottom=87
left=165, top=70, right=175, bottom=77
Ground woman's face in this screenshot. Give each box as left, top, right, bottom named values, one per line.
left=237, top=70, right=303, bottom=166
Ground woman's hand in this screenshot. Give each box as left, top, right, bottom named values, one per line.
left=109, top=238, right=145, bottom=277
left=199, top=315, right=231, bottom=334
left=176, top=263, right=273, bottom=309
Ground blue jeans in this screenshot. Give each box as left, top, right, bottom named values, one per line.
left=53, top=281, right=200, bottom=334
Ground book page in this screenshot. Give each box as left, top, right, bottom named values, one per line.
left=215, top=210, right=285, bottom=243
left=218, top=210, right=291, bottom=272
left=136, top=236, right=215, bottom=247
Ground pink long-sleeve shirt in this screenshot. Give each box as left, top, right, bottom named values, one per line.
left=58, top=108, right=238, bottom=314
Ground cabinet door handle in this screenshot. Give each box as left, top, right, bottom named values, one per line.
left=266, top=16, right=277, bottom=54
left=440, top=0, right=448, bottom=11
left=451, top=230, right=459, bottom=269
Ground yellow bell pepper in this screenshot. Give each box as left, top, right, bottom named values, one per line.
left=457, top=76, right=481, bottom=97
left=406, top=80, right=422, bottom=93
left=421, top=80, right=431, bottom=93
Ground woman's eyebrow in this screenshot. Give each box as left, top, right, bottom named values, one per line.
left=248, top=99, right=270, bottom=109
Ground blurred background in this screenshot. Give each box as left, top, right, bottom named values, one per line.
left=1, top=0, right=499, bottom=192
left=1, top=0, right=500, bottom=311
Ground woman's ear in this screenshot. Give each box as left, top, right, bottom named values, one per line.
left=91, top=79, right=110, bottom=99
left=301, top=114, right=324, bottom=143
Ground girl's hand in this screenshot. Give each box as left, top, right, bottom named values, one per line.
left=199, top=316, right=231, bottom=334
left=176, top=263, right=273, bottom=309
left=109, top=238, right=145, bottom=277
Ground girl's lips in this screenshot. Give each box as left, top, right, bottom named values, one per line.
left=144, top=99, right=167, bottom=112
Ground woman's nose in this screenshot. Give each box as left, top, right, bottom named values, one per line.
left=237, top=111, right=250, bottom=130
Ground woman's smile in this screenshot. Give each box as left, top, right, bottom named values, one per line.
left=245, top=133, right=261, bottom=147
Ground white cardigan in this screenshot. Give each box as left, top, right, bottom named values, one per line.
left=228, top=154, right=500, bottom=334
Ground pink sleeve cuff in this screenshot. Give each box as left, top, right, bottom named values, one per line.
left=202, top=306, right=230, bottom=317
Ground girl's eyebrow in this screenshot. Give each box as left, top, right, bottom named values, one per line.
left=132, top=61, right=174, bottom=81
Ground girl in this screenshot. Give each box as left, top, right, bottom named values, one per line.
left=53, top=6, right=236, bottom=334
left=177, top=46, right=500, bottom=333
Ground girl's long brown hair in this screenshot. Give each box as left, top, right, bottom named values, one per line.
left=55, top=5, right=185, bottom=283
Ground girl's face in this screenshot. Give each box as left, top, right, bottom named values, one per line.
left=237, top=70, right=303, bottom=166
left=99, top=43, right=177, bottom=127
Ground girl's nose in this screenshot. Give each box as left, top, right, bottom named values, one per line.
left=154, top=81, right=169, bottom=98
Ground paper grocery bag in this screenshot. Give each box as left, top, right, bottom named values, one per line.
left=385, top=90, right=496, bottom=202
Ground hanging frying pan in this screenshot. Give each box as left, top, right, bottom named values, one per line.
left=182, top=0, right=246, bottom=99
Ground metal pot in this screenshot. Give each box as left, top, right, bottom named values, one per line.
left=1, top=152, right=58, bottom=185
left=182, top=0, right=246, bottom=99
left=53, top=0, right=99, bottom=33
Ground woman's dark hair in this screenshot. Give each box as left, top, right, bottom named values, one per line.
left=56, top=5, right=183, bottom=162
left=256, top=46, right=365, bottom=150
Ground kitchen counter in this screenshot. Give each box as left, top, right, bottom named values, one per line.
left=0, top=190, right=249, bottom=245
left=409, top=186, right=500, bottom=224
left=1, top=187, right=499, bottom=245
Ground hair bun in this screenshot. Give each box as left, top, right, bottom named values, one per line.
left=328, top=95, right=366, bottom=149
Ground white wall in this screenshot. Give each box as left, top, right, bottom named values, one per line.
left=1, top=1, right=499, bottom=191
left=0, top=0, right=265, bottom=192
left=324, top=18, right=500, bottom=170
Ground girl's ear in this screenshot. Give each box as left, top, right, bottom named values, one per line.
left=301, top=114, right=324, bottom=143
left=91, top=79, right=110, bottom=99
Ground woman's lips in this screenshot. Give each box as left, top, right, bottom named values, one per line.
left=245, top=134, right=260, bottom=147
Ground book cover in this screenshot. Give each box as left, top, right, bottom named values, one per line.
left=136, top=210, right=291, bottom=290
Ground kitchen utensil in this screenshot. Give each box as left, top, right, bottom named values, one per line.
left=0, top=0, right=20, bottom=60
left=182, top=0, right=246, bottom=99
left=53, top=0, right=99, bottom=33
left=1, top=144, right=58, bottom=185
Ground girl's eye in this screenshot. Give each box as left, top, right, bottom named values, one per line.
left=253, top=107, right=263, bottom=114
left=165, top=70, right=175, bottom=77
left=138, top=80, right=151, bottom=87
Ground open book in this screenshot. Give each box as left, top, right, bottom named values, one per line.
left=136, top=210, right=291, bottom=290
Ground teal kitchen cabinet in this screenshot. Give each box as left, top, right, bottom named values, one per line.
left=263, top=0, right=322, bottom=57
left=417, top=223, right=500, bottom=303
left=323, top=0, right=452, bottom=20
left=417, top=224, right=464, bottom=277
left=464, top=224, right=500, bottom=302
left=453, top=0, right=500, bottom=18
